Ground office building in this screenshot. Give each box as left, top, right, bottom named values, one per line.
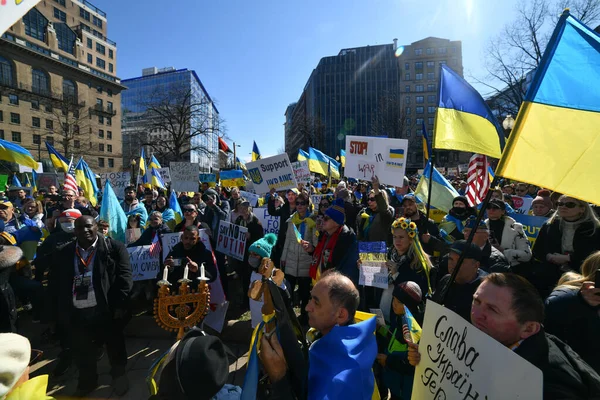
left=121, top=67, right=220, bottom=172
left=0, top=0, right=124, bottom=172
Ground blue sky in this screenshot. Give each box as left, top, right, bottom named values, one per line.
left=96, top=0, right=520, bottom=161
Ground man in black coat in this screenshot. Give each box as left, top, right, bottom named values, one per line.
left=48, top=216, right=133, bottom=397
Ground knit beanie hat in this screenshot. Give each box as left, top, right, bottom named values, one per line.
left=452, top=195, right=470, bottom=208
left=325, top=198, right=346, bottom=225
left=392, top=281, right=423, bottom=310
left=532, top=189, right=553, bottom=210
left=248, top=233, right=277, bottom=259
left=0, top=333, right=31, bottom=398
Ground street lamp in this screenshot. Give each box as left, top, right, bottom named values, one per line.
left=502, top=114, right=515, bottom=137
left=233, top=142, right=241, bottom=168
left=130, top=159, right=136, bottom=185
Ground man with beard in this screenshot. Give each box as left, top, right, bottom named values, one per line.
left=401, top=194, right=447, bottom=256
left=439, top=196, right=476, bottom=243
left=120, top=186, right=148, bottom=226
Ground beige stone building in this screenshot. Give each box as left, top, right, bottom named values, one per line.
left=0, top=0, right=125, bottom=173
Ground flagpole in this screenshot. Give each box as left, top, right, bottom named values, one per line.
left=425, top=152, right=435, bottom=220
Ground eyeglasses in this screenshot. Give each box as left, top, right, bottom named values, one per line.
left=323, top=216, right=331, bottom=221
left=183, top=208, right=196, bottom=213
left=320, top=203, right=329, bottom=208
left=557, top=201, right=578, bottom=208
left=295, top=201, right=307, bottom=206
left=368, top=197, right=376, bottom=202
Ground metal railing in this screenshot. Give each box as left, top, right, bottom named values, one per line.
left=90, top=104, right=117, bottom=116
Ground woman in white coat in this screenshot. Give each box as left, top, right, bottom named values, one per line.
left=485, top=198, right=532, bottom=266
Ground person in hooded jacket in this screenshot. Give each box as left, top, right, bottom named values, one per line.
left=120, top=185, right=148, bottom=227
left=485, top=198, right=532, bottom=267
left=438, top=196, right=476, bottom=243
left=356, top=176, right=395, bottom=245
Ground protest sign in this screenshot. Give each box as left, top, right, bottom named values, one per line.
left=161, top=232, right=182, bottom=262
left=345, top=136, right=409, bottom=187
left=157, top=167, right=171, bottom=183
left=508, top=213, right=548, bottom=246
left=127, top=245, right=160, bottom=282
left=358, top=241, right=388, bottom=289
left=254, top=207, right=279, bottom=235
left=458, top=163, right=469, bottom=173
left=100, top=172, right=131, bottom=194
left=203, top=301, right=229, bottom=333
left=19, top=162, right=43, bottom=174
left=511, top=195, right=534, bottom=214
left=447, top=167, right=458, bottom=177
left=412, top=301, right=542, bottom=399
left=0, top=175, right=7, bottom=192
left=36, top=173, right=58, bottom=190
left=291, top=160, right=311, bottom=184
left=170, top=162, right=199, bottom=192
left=239, top=190, right=259, bottom=207
left=310, top=194, right=324, bottom=207
left=199, top=173, right=217, bottom=188
left=216, top=221, right=248, bottom=261
left=246, top=153, right=297, bottom=194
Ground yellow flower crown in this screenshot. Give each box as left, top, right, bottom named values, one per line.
left=391, top=217, right=418, bottom=238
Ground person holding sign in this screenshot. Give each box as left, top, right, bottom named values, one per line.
left=267, top=188, right=298, bottom=265
left=128, top=211, right=171, bottom=247
left=356, top=176, right=395, bottom=245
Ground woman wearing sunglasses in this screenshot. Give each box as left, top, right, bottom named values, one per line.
left=356, top=176, right=395, bottom=244
left=532, top=195, right=600, bottom=294
left=484, top=199, right=531, bottom=267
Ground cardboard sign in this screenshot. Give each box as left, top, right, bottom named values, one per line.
left=291, top=160, right=311, bottom=184
left=246, top=153, right=297, bottom=195
left=100, top=172, right=131, bottom=195
left=161, top=232, right=183, bottom=262
left=511, top=195, right=534, bottom=215
left=127, top=245, right=160, bottom=282
left=412, top=301, right=542, bottom=399
left=254, top=207, right=280, bottom=235
left=157, top=167, right=171, bottom=183
left=358, top=241, right=388, bottom=289
left=170, top=162, right=199, bottom=192
left=508, top=213, right=548, bottom=246
left=345, top=135, right=409, bottom=187
left=239, top=190, right=259, bottom=207
left=19, top=162, right=43, bottom=173
left=216, top=221, right=248, bottom=261
left=36, top=173, right=58, bottom=190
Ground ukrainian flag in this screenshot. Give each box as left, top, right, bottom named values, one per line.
left=251, top=141, right=261, bottom=161
left=99, top=181, right=128, bottom=243
left=45, top=142, right=69, bottom=172
left=236, top=157, right=247, bottom=172
left=402, top=306, right=422, bottom=344
left=297, top=149, right=309, bottom=161
left=199, top=173, right=217, bottom=188
left=11, top=175, right=22, bottom=188
left=138, top=148, right=147, bottom=186
left=31, top=170, right=38, bottom=193
left=0, top=141, right=39, bottom=171
left=307, top=147, right=340, bottom=179
left=220, top=170, right=245, bottom=187
left=422, top=121, right=432, bottom=161
left=340, top=149, right=346, bottom=168
left=434, top=65, right=505, bottom=159
left=414, top=160, right=459, bottom=214
left=497, top=11, right=600, bottom=204
left=169, top=189, right=183, bottom=224
left=149, top=155, right=161, bottom=169
left=389, top=148, right=405, bottom=159
left=75, top=157, right=99, bottom=207
left=150, top=167, right=166, bottom=189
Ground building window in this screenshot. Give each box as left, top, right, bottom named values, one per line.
left=404, top=96, right=410, bottom=104
left=417, top=129, right=423, bottom=136
left=63, top=79, right=77, bottom=102
left=415, top=62, right=423, bottom=69
left=87, top=53, right=93, bottom=63
left=33, top=134, right=41, bottom=144
left=428, top=95, right=436, bottom=103
left=439, top=60, right=447, bottom=65
left=404, top=63, right=409, bottom=70
left=80, top=7, right=90, bottom=21
left=99, top=129, right=104, bottom=138
left=404, top=85, right=410, bottom=92
left=416, top=106, right=424, bottom=114
left=107, top=117, right=112, bottom=126
left=405, top=129, right=411, bottom=137
left=405, top=107, right=411, bottom=115
left=416, top=118, right=424, bottom=125
left=427, top=61, right=435, bottom=69
left=107, top=131, right=112, bottom=139
left=12, top=132, right=21, bottom=142
left=406, top=118, right=411, bottom=126
left=98, top=115, right=104, bottom=124
left=451, top=46, right=457, bottom=53
left=404, top=73, right=410, bottom=81
left=107, top=101, right=113, bottom=112
left=31, top=99, right=39, bottom=109
left=427, top=84, right=436, bottom=92
left=427, top=72, right=435, bottom=80
left=96, top=57, right=106, bottom=69
left=0, top=56, right=14, bottom=87
left=96, top=86, right=103, bottom=94
left=32, top=69, right=49, bottom=95
left=32, top=117, right=40, bottom=127
left=46, top=119, right=53, bottom=130
left=415, top=48, right=423, bottom=55
left=23, top=8, right=48, bottom=42
left=10, top=113, right=20, bottom=124
left=426, top=48, right=434, bottom=55
left=108, top=158, right=114, bottom=168
left=99, top=143, right=104, bottom=152
left=428, top=106, right=436, bottom=113
left=46, top=136, right=54, bottom=145
left=107, top=89, right=112, bottom=97
left=416, top=73, right=423, bottom=81
left=108, top=63, right=113, bottom=73
left=54, top=0, right=66, bottom=5
left=87, top=38, right=92, bottom=48
left=107, top=144, right=112, bottom=153
left=438, top=47, right=447, bottom=54
left=92, top=16, right=103, bottom=28
left=98, top=158, right=105, bottom=168
left=53, top=7, right=66, bottom=22
left=416, top=96, right=424, bottom=104
left=96, top=98, right=103, bottom=107
left=9, top=95, right=19, bottom=105
left=428, top=117, right=435, bottom=125
left=416, top=85, right=424, bottom=92
left=74, top=140, right=80, bottom=148
left=0, top=130, right=4, bottom=140
left=108, top=49, right=114, bottom=59
left=45, top=104, right=52, bottom=113
left=96, top=43, right=105, bottom=55
left=55, top=23, right=76, bottom=55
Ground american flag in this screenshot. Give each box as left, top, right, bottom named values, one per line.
left=466, top=153, right=490, bottom=206
left=63, top=160, right=78, bottom=193
left=149, top=232, right=161, bottom=257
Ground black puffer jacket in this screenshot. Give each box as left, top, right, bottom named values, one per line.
left=545, top=286, right=600, bottom=374
left=0, top=246, right=22, bottom=333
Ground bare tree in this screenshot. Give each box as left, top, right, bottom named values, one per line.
left=51, top=97, right=92, bottom=160
left=370, top=92, right=409, bottom=139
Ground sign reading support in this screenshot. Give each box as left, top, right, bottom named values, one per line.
left=412, top=301, right=542, bottom=399
left=246, top=153, right=297, bottom=195
left=216, top=221, right=248, bottom=261
left=345, top=135, right=409, bottom=187
left=127, top=245, right=160, bottom=282
left=100, top=172, right=131, bottom=195
left=254, top=207, right=280, bottom=235
left=170, top=162, right=199, bottom=192
left=358, top=241, right=388, bottom=289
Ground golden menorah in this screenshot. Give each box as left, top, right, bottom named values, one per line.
left=154, top=263, right=211, bottom=340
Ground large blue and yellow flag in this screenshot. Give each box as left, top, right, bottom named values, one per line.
left=307, top=147, right=340, bottom=179
left=75, top=157, right=99, bottom=207
left=150, top=167, right=166, bottom=189
left=0, top=140, right=37, bottom=169
left=45, top=141, right=69, bottom=172
left=251, top=141, right=261, bottom=161
left=414, top=160, right=459, bottom=214
left=149, top=155, right=161, bottom=169
left=434, top=65, right=505, bottom=159
left=297, top=148, right=309, bottom=161
left=99, top=181, right=127, bottom=243
left=169, top=189, right=183, bottom=224
left=340, top=149, right=346, bottom=168
left=220, top=170, right=244, bottom=188
left=199, top=173, right=217, bottom=188
left=497, top=11, right=600, bottom=205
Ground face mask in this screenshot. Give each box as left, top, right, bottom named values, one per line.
left=61, top=222, right=75, bottom=232
left=451, top=207, right=468, bottom=217
left=248, top=256, right=261, bottom=268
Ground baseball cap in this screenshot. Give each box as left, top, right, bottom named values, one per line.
left=60, top=208, right=83, bottom=219
left=0, top=200, right=13, bottom=208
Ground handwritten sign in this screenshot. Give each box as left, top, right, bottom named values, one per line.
left=157, top=167, right=171, bottom=184
left=254, top=207, right=280, bottom=235
left=100, top=172, right=131, bottom=195
left=36, top=173, right=58, bottom=190
left=511, top=195, right=534, bottom=214
left=128, top=245, right=160, bottom=282
left=508, top=213, right=548, bottom=246
left=239, top=190, right=259, bottom=207
left=170, top=162, right=199, bottom=192
left=345, top=135, right=408, bottom=187
left=358, top=241, right=388, bottom=289
left=291, top=160, right=311, bottom=184
left=412, top=301, right=542, bottom=399
left=161, top=232, right=183, bottom=262
left=216, top=221, right=248, bottom=261
left=246, top=153, right=297, bottom=195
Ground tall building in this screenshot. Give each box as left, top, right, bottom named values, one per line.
left=0, top=0, right=125, bottom=172
left=286, top=37, right=468, bottom=170
left=121, top=67, right=220, bottom=173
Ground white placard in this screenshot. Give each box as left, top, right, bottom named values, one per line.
left=161, top=232, right=183, bottom=262
left=216, top=221, right=247, bottom=261
left=203, top=301, right=229, bottom=333
left=239, top=190, right=259, bottom=207
left=19, top=162, right=43, bottom=173
left=246, top=153, right=297, bottom=195
left=412, top=301, right=542, bottom=399
left=358, top=262, right=388, bottom=289
left=511, top=195, right=534, bottom=215
left=345, top=136, right=408, bottom=187
left=0, top=0, right=41, bottom=36
left=254, top=207, right=280, bottom=235
left=157, top=167, right=171, bottom=183
left=310, top=194, right=324, bottom=207
left=170, top=162, right=199, bottom=192
left=447, top=167, right=458, bottom=177
left=127, top=245, right=160, bottom=282
left=100, top=172, right=131, bottom=195
left=458, top=163, right=469, bottom=173
left=291, top=160, right=311, bottom=183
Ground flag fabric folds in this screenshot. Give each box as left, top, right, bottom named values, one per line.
left=99, top=181, right=128, bottom=243
left=11, top=175, right=22, bottom=188
left=340, top=149, right=346, bottom=168
left=149, top=155, right=161, bottom=169
left=31, top=170, right=38, bottom=193
left=63, top=160, right=78, bottom=193
left=251, top=141, right=261, bottom=161
left=138, top=148, right=147, bottom=186
left=150, top=168, right=166, bottom=189
left=434, top=65, right=505, bottom=159
left=297, top=149, right=309, bottom=161
left=414, top=161, right=460, bottom=214
left=307, top=147, right=340, bottom=179
left=75, top=157, right=99, bottom=207
left=149, top=232, right=162, bottom=257
left=218, top=138, right=232, bottom=153
left=422, top=121, right=432, bottom=162
left=401, top=306, right=422, bottom=344
left=45, top=142, right=69, bottom=172
left=24, top=174, right=32, bottom=189
left=220, top=170, right=244, bottom=187
left=466, top=154, right=490, bottom=206
left=496, top=11, right=600, bottom=205
left=0, top=139, right=37, bottom=169
left=169, top=190, right=183, bottom=224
